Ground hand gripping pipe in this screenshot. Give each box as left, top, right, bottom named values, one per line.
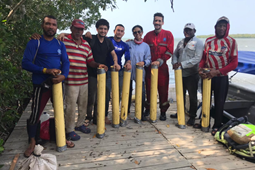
left=149, top=65, right=158, bottom=123
left=52, top=82, right=67, bottom=152
left=175, top=66, right=186, bottom=129
left=120, top=68, right=131, bottom=127
left=111, top=66, right=120, bottom=128
left=96, top=68, right=106, bottom=138
left=134, top=65, right=143, bottom=124
left=201, top=69, right=212, bottom=132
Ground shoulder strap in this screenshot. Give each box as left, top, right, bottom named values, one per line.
left=89, top=35, right=96, bottom=48
left=33, top=40, right=40, bottom=64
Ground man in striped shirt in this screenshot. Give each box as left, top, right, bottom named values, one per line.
left=63, top=19, right=108, bottom=141
left=199, top=16, right=238, bottom=136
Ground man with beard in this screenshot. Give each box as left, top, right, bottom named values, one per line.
left=105, top=24, right=131, bottom=120
left=63, top=19, right=108, bottom=141
left=22, top=15, right=70, bottom=157
left=143, top=13, right=174, bottom=121
left=170, top=23, right=203, bottom=126
left=83, top=19, right=121, bottom=125
left=198, top=16, right=238, bottom=136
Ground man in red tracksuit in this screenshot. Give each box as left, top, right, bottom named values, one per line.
left=143, top=12, right=174, bottom=121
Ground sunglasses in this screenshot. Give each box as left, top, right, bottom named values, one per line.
left=133, top=31, right=142, bottom=34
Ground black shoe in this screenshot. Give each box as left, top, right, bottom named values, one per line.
left=144, top=109, right=150, bottom=117
left=141, top=115, right=147, bottom=121
left=187, top=117, right=195, bottom=126
left=170, top=113, right=177, bottom=118
left=159, top=112, right=166, bottom=121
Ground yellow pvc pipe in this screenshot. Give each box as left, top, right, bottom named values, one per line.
left=120, top=68, right=131, bottom=126
left=134, top=65, right=143, bottom=123
left=111, top=66, right=120, bottom=128
left=52, top=82, right=67, bottom=152
left=96, top=68, right=106, bottom=138
left=201, top=69, right=212, bottom=132
left=150, top=65, right=158, bottom=123
left=175, top=67, right=186, bottom=129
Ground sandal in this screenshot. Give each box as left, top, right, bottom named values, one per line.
left=75, top=125, right=91, bottom=134
left=193, top=123, right=202, bottom=129
left=66, top=140, right=75, bottom=148
left=211, top=128, right=218, bottom=136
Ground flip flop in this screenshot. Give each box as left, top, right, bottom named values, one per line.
left=66, top=140, right=75, bottom=148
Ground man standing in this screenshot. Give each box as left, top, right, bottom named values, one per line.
left=63, top=19, right=108, bottom=141
left=199, top=16, right=238, bottom=135
left=105, top=24, right=131, bottom=119
left=83, top=19, right=121, bottom=125
left=143, top=12, right=174, bottom=121
left=22, top=15, right=70, bottom=157
left=170, top=23, right=203, bottom=126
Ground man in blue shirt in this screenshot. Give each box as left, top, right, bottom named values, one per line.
left=22, top=15, right=70, bottom=157
left=105, top=24, right=131, bottom=119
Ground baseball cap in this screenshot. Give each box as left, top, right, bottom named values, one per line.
left=216, top=16, right=229, bottom=24
left=184, top=23, right=195, bottom=30
left=72, top=19, right=85, bottom=29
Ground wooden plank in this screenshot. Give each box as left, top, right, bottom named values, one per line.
left=57, top=152, right=189, bottom=170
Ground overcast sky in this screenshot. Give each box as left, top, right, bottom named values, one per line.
left=81, top=0, right=255, bottom=39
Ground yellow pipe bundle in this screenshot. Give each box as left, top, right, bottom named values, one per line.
left=175, top=67, right=186, bottom=129
left=149, top=65, right=158, bottom=123
left=201, top=69, right=212, bottom=132
left=120, top=68, right=131, bottom=127
left=52, top=82, right=67, bottom=152
left=111, top=66, right=120, bottom=128
left=96, top=68, right=106, bottom=138
left=134, top=65, right=143, bottom=124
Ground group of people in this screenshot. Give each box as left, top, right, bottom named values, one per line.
left=22, top=12, right=238, bottom=157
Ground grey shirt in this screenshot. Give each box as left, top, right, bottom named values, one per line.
left=172, top=36, right=203, bottom=77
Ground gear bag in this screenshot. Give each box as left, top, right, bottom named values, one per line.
left=214, top=116, right=255, bottom=161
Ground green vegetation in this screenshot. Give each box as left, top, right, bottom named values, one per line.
left=0, top=0, right=117, bottom=151
left=197, top=34, right=255, bottom=38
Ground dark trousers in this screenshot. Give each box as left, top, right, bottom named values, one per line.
left=183, top=74, right=199, bottom=118
left=211, top=76, right=229, bottom=128
left=28, top=85, right=52, bottom=138
left=128, top=80, right=145, bottom=115
left=86, top=76, right=107, bottom=123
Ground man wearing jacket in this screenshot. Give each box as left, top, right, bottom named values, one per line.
left=170, top=23, right=203, bottom=126
left=22, top=15, right=70, bottom=157
left=143, top=12, right=174, bottom=121
left=198, top=16, right=238, bottom=135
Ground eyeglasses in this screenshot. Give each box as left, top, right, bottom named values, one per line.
left=133, top=31, right=142, bottom=34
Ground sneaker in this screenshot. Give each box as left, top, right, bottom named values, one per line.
left=159, top=112, right=166, bottom=121
left=75, top=125, right=91, bottom=134
left=144, top=109, right=150, bottom=117
left=170, top=113, right=177, bottom=118
left=66, top=131, right=80, bottom=141
left=186, top=117, right=195, bottom=126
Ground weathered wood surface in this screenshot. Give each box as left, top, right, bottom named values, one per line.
left=0, top=102, right=254, bottom=170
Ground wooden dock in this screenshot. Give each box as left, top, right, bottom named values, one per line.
left=0, top=101, right=254, bottom=170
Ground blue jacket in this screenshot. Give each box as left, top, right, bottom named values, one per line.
left=22, top=36, right=70, bottom=85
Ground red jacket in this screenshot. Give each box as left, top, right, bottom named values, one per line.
left=144, top=29, right=174, bottom=62
left=199, top=18, right=238, bottom=76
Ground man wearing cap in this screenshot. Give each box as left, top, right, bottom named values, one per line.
left=198, top=16, right=238, bottom=135
left=63, top=19, right=108, bottom=141
left=170, top=23, right=203, bottom=126
left=143, top=12, right=174, bottom=121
